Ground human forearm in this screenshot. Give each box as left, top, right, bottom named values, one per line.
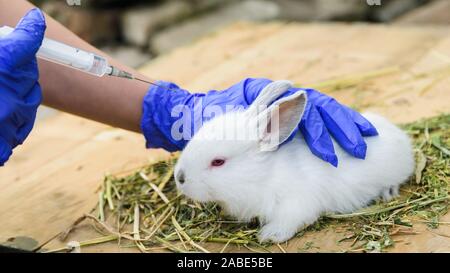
left=0, top=0, right=149, bottom=132
left=0, top=1, right=379, bottom=166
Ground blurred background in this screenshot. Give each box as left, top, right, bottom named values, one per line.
left=28, top=0, right=449, bottom=69
left=30, top=0, right=450, bottom=121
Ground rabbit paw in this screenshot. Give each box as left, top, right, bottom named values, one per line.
left=381, top=186, right=400, bottom=202
left=258, top=223, right=296, bottom=243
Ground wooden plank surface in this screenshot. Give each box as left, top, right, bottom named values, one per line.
left=0, top=22, right=449, bottom=252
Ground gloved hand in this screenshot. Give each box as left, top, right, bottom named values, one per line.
left=0, top=9, right=46, bottom=166
left=142, top=78, right=378, bottom=167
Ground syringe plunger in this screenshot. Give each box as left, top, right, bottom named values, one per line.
left=0, top=25, right=122, bottom=78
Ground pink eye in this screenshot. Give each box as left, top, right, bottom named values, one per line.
left=211, top=158, right=226, bottom=167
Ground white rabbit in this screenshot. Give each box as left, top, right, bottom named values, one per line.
left=174, top=80, right=415, bottom=243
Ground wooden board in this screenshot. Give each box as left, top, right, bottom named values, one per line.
left=1, top=22, right=449, bottom=253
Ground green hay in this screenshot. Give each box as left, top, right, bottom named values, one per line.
left=325, top=114, right=449, bottom=252
left=59, top=114, right=449, bottom=253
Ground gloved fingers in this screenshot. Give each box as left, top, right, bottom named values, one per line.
left=0, top=99, right=17, bottom=145
left=0, top=136, right=13, bottom=166
left=141, top=81, right=190, bottom=152
left=12, top=8, right=46, bottom=52
left=299, top=104, right=338, bottom=167
left=243, top=79, right=306, bottom=110
left=142, top=78, right=281, bottom=151
left=0, top=98, right=37, bottom=134
left=6, top=82, right=41, bottom=123
left=0, top=98, right=14, bottom=122
left=242, top=78, right=273, bottom=105
left=3, top=8, right=46, bottom=68
left=3, top=60, right=40, bottom=98
left=316, top=99, right=367, bottom=159
left=344, top=106, right=379, bottom=137
left=23, top=81, right=42, bottom=107
left=15, top=118, right=35, bottom=145
left=14, top=84, right=42, bottom=144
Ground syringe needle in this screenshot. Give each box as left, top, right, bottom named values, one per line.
left=107, top=66, right=175, bottom=91
left=133, top=77, right=156, bottom=85
left=133, top=77, right=175, bottom=91
left=107, top=66, right=174, bottom=91
left=2, top=26, right=181, bottom=91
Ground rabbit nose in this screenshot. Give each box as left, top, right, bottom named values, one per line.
left=176, top=170, right=185, bottom=184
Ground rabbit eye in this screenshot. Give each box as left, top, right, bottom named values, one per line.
left=211, top=158, right=226, bottom=167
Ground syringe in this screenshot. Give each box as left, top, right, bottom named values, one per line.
left=0, top=25, right=160, bottom=86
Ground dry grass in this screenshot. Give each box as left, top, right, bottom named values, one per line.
left=51, top=114, right=449, bottom=253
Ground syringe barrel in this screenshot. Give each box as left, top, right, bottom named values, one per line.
left=0, top=26, right=109, bottom=77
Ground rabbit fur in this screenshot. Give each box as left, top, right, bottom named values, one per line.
left=174, top=80, right=415, bottom=243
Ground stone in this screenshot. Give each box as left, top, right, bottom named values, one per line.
left=41, top=1, right=120, bottom=44
left=395, top=0, right=450, bottom=25
left=85, top=0, right=145, bottom=8
left=271, top=0, right=317, bottom=21
left=150, top=0, right=281, bottom=54
left=313, top=0, right=368, bottom=21
left=121, top=1, right=193, bottom=47
left=121, top=0, right=226, bottom=47
left=369, top=0, right=424, bottom=22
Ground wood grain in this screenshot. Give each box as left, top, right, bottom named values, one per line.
left=1, top=22, right=449, bottom=252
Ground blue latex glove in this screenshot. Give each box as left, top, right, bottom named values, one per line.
left=142, top=78, right=378, bottom=167
left=0, top=9, right=46, bottom=166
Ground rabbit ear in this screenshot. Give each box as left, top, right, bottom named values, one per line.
left=247, top=80, right=294, bottom=116
left=256, top=91, right=307, bottom=151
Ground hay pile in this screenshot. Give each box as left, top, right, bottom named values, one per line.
left=52, top=114, right=449, bottom=253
